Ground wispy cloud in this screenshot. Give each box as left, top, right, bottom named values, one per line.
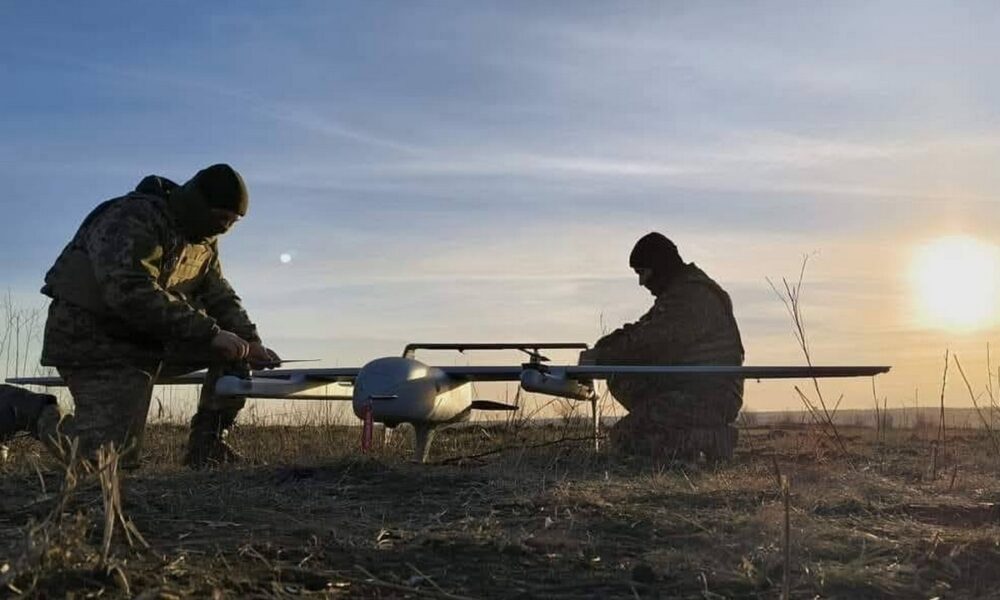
left=5, top=2, right=1000, bottom=411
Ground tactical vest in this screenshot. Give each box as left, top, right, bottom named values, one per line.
left=41, top=193, right=215, bottom=316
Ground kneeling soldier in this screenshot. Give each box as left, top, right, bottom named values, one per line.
left=4, top=164, right=279, bottom=468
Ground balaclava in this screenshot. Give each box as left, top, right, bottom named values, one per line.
left=628, top=232, right=686, bottom=295
left=170, top=164, right=248, bottom=241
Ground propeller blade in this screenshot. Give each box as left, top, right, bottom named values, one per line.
left=471, top=400, right=519, bottom=411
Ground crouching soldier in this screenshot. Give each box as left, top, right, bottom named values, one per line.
left=2, top=164, right=279, bottom=468
left=580, top=232, right=745, bottom=461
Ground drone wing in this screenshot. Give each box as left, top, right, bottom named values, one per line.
left=437, top=363, right=888, bottom=402
left=440, top=364, right=889, bottom=381
left=244, top=367, right=360, bottom=383
left=6, top=367, right=360, bottom=388
left=221, top=367, right=361, bottom=399
left=4, top=375, right=69, bottom=387
left=436, top=366, right=525, bottom=381
left=563, top=365, right=890, bottom=379
left=8, top=364, right=888, bottom=404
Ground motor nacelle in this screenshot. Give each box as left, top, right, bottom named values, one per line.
left=520, top=368, right=593, bottom=401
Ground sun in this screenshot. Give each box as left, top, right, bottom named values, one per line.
left=910, top=235, right=1000, bottom=331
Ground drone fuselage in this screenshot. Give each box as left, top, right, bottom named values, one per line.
left=351, top=356, right=474, bottom=427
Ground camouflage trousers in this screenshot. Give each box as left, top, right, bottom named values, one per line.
left=609, top=387, right=742, bottom=461
left=42, top=361, right=246, bottom=466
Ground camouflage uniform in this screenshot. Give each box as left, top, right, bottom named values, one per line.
left=584, top=263, right=744, bottom=460
left=39, top=175, right=258, bottom=464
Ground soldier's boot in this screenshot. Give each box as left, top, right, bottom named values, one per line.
left=0, top=384, right=60, bottom=443
left=183, top=408, right=244, bottom=469
left=609, top=416, right=694, bottom=461
left=651, top=426, right=738, bottom=463
left=610, top=421, right=738, bottom=463
left=697, top=425, right=738, bottom=462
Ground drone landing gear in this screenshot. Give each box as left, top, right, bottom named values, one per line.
left=411, top=423, right=438, bottom=464
left=590, top=393, right=601, bottom=452
left=369, top=423, right=396, bottom=449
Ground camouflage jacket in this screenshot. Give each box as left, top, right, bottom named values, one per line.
left=40, top=177, right=259, bottom=367
left=583, top=264, right=744, bottom=413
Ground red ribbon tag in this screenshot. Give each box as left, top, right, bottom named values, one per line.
left=360, top=401, right=374, bottom=452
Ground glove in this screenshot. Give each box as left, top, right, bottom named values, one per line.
left=211, top=330, right=251, bottom=361
left=247, top=342, right=282, bottom=369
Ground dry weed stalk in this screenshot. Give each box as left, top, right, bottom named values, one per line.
left=952, top=354, right=1000, bottom=457
left=932, top=350, right=949, bottom=478
left=95, top=444, right=149, bottom=564
left=948, top=464, right=959, bottom=492
left=883, top=397, right=889, bottom=436
left=987, top=343, right=996, bottom=430
left=1, top=436, right=87, bottom=594
left=981, top=342, right=1000, bottom=433
left=872, top=379, right=882, bottom=444
left=0, top=291, right=44, bottom=381
left=780, top=475, right=791, bottom=600
left=434, top=432, right=605, bottom=466
left=737, top=411, right=758, bottom=457
left=767, top=257, right=849, bottom=458
left=937, top=350, right=948, bottom=448
left=1, top=437, right=149, bottom=595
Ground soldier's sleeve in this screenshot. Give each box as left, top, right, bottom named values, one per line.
left=85, top=203, right=220, bottom=343
left=196, top=251, right=261, bottom=343
left=587, top=284, right=724, bottom=364
left=585, top=319, right=645, bottom=364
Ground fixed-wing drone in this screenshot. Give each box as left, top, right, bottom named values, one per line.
left=8, top=342, right=890, bottom=462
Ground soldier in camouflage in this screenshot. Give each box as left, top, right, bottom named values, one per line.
left=580, top=232, right=745, bottom=461
left=2, top=164, right=279, bottom=468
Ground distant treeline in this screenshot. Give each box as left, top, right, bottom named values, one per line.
left=743, top=407, right=997, bottom=430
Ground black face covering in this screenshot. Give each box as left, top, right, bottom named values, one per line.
left=170, top=184, right=228, bottom=241
left=629, top=232, right=686, bottom=296
left=169, top=164, right=248, bottom=242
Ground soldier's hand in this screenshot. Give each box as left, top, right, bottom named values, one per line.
left=247, top=342, right=281, bottom=369
left=210, top=330, right=251, bottom=362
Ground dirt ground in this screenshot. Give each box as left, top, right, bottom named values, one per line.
left=3, top=421, right=1000, bottom=599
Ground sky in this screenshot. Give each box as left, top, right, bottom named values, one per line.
left=3, top=1, right=1000, bottom=416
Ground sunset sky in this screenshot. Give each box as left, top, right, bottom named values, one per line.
left=4, top=2, right=1000, bottom=414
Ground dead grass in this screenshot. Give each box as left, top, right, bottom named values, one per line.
left=2, top=420, right=1000, bottom=598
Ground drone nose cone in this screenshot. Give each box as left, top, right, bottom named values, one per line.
left=351, top=356, right=472, bottom=425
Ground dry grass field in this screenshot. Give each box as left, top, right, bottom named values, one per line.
left=3, top=418, right=1000, bottom=599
